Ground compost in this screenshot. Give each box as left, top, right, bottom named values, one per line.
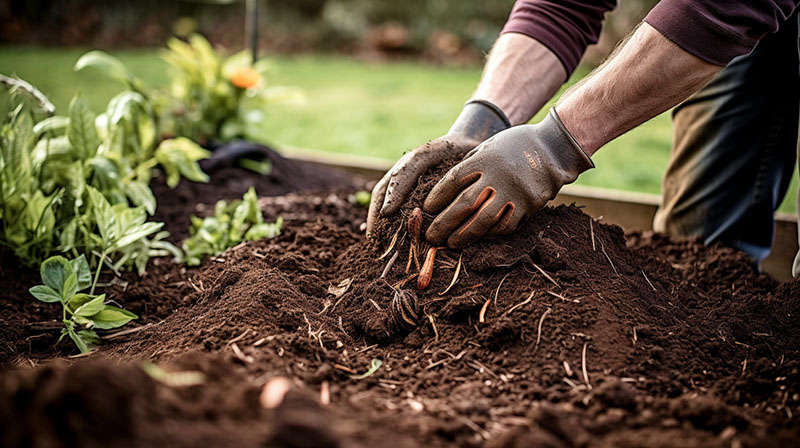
left=1, top=157, right=798, bottom=448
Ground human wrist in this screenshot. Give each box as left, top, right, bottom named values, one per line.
left=447, top=99, right=511, bottom=143
left=541, top=108, right=594, bottom=174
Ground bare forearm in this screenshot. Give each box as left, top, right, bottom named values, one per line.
left=473, top=33, right=567, bottom=126
left=556, top=23, right=721, bottom=155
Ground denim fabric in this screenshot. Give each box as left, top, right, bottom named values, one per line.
left=654, top=11, right=800, bottom=276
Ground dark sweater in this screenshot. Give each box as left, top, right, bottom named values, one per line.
left=501, top=0, right=800, bottom=74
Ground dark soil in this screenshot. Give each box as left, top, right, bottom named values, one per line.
left=1, top=158, right=798, bottom=447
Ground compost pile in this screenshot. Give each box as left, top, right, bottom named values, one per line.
left=1, top=158, right=798, bottom=448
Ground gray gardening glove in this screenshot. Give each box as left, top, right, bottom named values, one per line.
left=423, top=108, right=594, bottom=249
left=366, top=100, right=510, bottom=238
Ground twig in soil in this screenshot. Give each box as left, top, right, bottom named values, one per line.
left=493, top=271, right=513, bottom=304
left=479, top=297, right=491, bottom=323
left=741, top=358, right=748, bottom=376
left=534, top=308, right=552, bottom=351
left=334, top=364, right=356, bottom=374
left=381, top=250, right=399, bottom=279
left=368, top=299, right=382, bottom=311
left=320, top=381, right=330, bottom=405
left=505, top=290, right=536, bottom=316
left=589, top=217, right=596, bottom=251
left=427, top=314, right=439, bottom=342
left=405, top=245, right=415, bottom=274
left=393, top=273, right=418, bottom=289
left=231, top=343, right=254, bottom=363
left=581, top=342, right=592, bottom=390
left=563, top=360, right=574, bottom=377
left=599, top=241, right=619, bottom=275
left=461, top=417, right=491, bottom=440
left=468, top=360, right=498, bottom=379
left=641, top=269, right=657, bottom=291
left=188, top=278, right=202, bottom=293
left=545, top=290, right=579, bottom=303
left=439, top=253, right=463, bottom=295
left=356, top=344, right=378, bottom=354
left=632, top=327, right=638, bottom=345
left=103, top=323, right=155, bottom=340
left=531, top=263, right=559, bottom=287
left=379, top=225, right=402, bottom=260
left=226, top=328, right=253, bottom=345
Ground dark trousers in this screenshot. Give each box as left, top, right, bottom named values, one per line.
left=654, top=11, right=800, bottom=277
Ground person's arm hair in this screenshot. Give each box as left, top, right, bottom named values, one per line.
left=555, top=23, right=722, bottom=155
left=473, top=33, right=567, bottom=126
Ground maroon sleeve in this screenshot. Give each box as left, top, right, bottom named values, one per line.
left=500, top=0, right=617, bottom=75
left=645, top=0, right=800, bottom=66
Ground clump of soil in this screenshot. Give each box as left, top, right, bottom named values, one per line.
left=1, top=157, right=798, bottom=447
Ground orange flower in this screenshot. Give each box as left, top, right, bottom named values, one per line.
left=230, top=66, right=261, bottom=89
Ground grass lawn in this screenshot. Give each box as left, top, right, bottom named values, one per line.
left=1, top=45, right=796, bottom=213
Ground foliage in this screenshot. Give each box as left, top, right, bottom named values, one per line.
left=29, top=255, right=137, bottom=353
left=352, top=190, right=371, bottom=208
left=0, top=78, right=207, bottom=272
left=74, top=34, right=303, bottom=145
left=182, top=187, right=282, bottom=266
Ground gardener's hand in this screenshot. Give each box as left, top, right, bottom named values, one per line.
left=423, top=108, right=594, bottom=249
left=366, top=100, right=510, bottom=238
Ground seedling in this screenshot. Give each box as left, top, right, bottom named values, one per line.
left=350, top=359, right=383, bottom=380
left=29, top=255, right=137, bottom=353
left=182, top=187, right=283, bottom=265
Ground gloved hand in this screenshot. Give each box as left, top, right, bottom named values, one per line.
left=366, top=100, right=510, bottom=238
left=423, top=108, right=594, bottom=248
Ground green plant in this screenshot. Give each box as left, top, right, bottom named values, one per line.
left=352, top=190, right=371, bottom=208
left=29, top=254, right=137, bottom=353
left=75, top=34, right=303, bottom=146
left=182, top=187, right=282, bottom=266
left=1, top=77, right=207, bottom=272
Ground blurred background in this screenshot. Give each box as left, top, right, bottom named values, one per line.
left=0, top=0, right=797, bottom=212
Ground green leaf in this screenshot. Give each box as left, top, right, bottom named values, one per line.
left=66, top=293, right=96, bottom=314
left=113, top=222, right=163, bottom=250
left=121, top=180, right=156, bottom=215
left=29, top=285, right=62, bottom=303
left=77, top=329, right=100, bottom=346
left=154, top=137, right=210, bottom=188
left=32, top=115, right=69, bottom=137
left=353, top=191, right=371, bottom=208
left=73, top=294, right=105, bottom=317
left=61, top=272, right=78, bottom=300
left=350, top=359, right=383, bottom=380
left=87, top=186, right=114, bottom=243
left=67, top=93, right=100, bottom=159
left=69, top=254, right=92, bottom=291
left=67, top=326, right=90, bottom=353
left=90, top=305, right=137, bottom=330
left=40, top=256, right=72, bottom=295
left=74, top=51, right=139, bottom=90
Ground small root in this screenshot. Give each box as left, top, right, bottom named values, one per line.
left=439, top=253, right=463, bottom=295
left=531, top=263, right=559, bottom=287
left=379, top=224, right=402, bottom=260
left=493, top=271, right=513, bottom=304
left=582, top=342, right=592, bottom=390
left=504, top=290, right=535, bottom=316
left=479, top=296, right=491, bottom=323
left=381, top=250, right=399, bottom=279
left=534, top=308, right=552, bottom=351
left=427, top=314, right=439, bottom=342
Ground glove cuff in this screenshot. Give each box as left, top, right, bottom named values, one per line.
left=448, top=99, right=511, bottom=142
left=547, top=107, right=595, bottom=173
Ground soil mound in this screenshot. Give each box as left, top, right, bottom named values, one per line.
left=1, top=158, right=798, bottom=447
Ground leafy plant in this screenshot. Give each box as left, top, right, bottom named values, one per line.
left=182, top=187, right=283, bottom=265
left=29, top=255, right=137, bottom=353
left=352, top=190, right=371, bottom=208
left=75, top=34, right=304, bottom=146
left=1, top=77, right=207, bottom=272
